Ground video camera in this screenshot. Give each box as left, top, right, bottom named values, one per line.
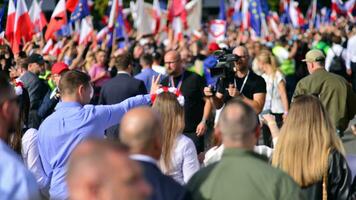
left=210, top=50, right=240, bottom=79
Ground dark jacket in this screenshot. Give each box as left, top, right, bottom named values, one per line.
left=139, top=161, right=189, bottom=200
left=302, top=149, right=354, bottom=200
left=37, top=89, right=59, bottom=121
left=99, top=73, right=147, bottom=139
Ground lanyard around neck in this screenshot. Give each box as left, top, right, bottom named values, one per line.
left=169, top=73, right=184, bottom=90
left=234, top=70, right=250, bottom=94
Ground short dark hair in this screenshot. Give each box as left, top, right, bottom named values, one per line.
left=17, top=58, right=29, bottom=70
left=140, top=54, right=153, bottom=66
left=115, top=52, right=132, bottom=71
left=59, top=70, right=91, bottom=95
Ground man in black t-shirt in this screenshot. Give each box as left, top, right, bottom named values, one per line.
left=161, top=50, right=212, bottom=153
left=204, top=46, right=266, bottom=114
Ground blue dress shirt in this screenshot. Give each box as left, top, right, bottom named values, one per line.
left=135, top=68, right=159, bottom=92
left=37, top=94, right=151, bottom=200
left=0, top=139, right=40, bottom=200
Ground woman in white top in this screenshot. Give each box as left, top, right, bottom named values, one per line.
left=152, top=92, right=200, bottom=185
left=256, top=50, right=289, bottom=147
left=325, top=34, right=348, bottom=78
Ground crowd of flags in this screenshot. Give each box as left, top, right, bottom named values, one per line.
left=0, top=0, right=356, bottom=55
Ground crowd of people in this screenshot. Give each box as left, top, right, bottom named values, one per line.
left=2, top=12, right=356, bottom=200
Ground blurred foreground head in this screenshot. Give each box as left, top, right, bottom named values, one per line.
left=67, top=140, right=151, bottom=200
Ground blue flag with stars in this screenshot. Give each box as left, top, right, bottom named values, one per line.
left=0, top=3, right=6, bottom=33
left=108, top=8, right=127, bottom=49
left=70, top=0, right=90, bottom=22
left=249, top=0, right=263, bottom=36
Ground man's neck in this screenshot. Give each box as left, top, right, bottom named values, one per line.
left=142, top=65, right=151, bottom=70
left=60, top=96, right=82, bottom=105
left=236, top=68, right=249, bottom=78
left=173, top=69, right=184, bottom=78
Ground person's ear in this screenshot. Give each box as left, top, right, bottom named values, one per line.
left=0, top=101, right=12, bottom=121
left=213, top=126, right=223, bottom=146
left=78, top=85, right=86, bottom=98
left=254, top=126, right=261, bottom=141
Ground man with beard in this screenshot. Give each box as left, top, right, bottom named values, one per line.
left=0, top=73, right=40, bottom=199
left=161, top=50, right=212, bottom=154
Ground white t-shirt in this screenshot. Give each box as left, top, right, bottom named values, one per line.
left=167, top=134, right=200, bottom=185
left=152, top=64, right=167, bottom=75
left=262, top=71, right=286, bottom=114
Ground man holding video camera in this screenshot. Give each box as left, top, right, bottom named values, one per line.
left=204, top=46, right=266, bottom=114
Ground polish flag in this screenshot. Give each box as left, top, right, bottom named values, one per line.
left=79, top=18, right=94, bottom=45
left=5, top=0, right=16, bottom=48
left=49, top=41, right=63, bottom=56
left=14, top=0, right=34, bottom=53
left=42, top=39, right=54, bottom=55
left=66, top=0, right=79, bottom=13
left=45, top=0, right=67, bottom=40
left=152, top=0, right=161, bottom=34
left=289, top=0, right=304, bottom=28
left=241, top=0, right=250, bottom=30
left=29, top=0, right=48, bottom=33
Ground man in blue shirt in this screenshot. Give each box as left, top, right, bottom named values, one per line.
left=135, top=53, right=160, bottom=92
left=0, top=73, right=40, bottom=200
left=37, top=70, right=156, bottom=199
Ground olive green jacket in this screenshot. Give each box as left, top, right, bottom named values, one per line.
left=293, top=69, right=356, bottom=132
left=187, top=148, right=304, bottom=200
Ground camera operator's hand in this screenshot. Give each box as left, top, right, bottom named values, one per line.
left=227, top=84, right=240, bottom=97
left=204, top=86, right=214, bottom=97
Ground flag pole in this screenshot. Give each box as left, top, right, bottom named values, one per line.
left=112, top=27, right=116, bottom=54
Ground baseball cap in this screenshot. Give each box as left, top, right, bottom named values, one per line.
left=302, top=49, right=325, bottom=62
left=208, top=42, right=220, bottom=52
left=27, top=53, right=45, bottom=65
left=51, top=62, right=69, bottom=75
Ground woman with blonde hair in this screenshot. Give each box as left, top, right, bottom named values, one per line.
left=256, top=50, right=289, bottom=147
left=272, top=95, right=353, bottom=199
left=152, top=91, right=200, bottom=185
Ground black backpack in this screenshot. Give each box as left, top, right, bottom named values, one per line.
left=329, top=48, right=346, bottom=74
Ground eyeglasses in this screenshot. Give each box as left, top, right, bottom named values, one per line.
left=165, top=60, right=179, bottom=65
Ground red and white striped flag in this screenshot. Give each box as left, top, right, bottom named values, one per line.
left=45, top=0, right=67, bottom=40
left=152, top=0, right=161, bottom=34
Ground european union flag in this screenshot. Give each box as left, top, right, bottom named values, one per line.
left=0, top=3, right=6, bottom=33
left=70, top=0, right=90, bottom=22
left=218, top=0, right=226, bottom=20
left=249, top=0, right=263, bottom=36
left=108, top=9, right=127, bottom=48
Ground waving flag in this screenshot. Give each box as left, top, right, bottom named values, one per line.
left=5, top=0, right=16, bottom=48
left=219, top=0, right=226, bottom=20
left=66, top=0, right=79, bottom=12
left=289, top=0, right=304, bottom=28
left=249, top=0, right=263, bottom=37
left=70, top=0, right=90, bottom=22
left=241, top=0, right=250, bottom=30
left=45, top=0, right=67, bottom=40
left=0, top=4, right=6, bottom=34
left=232, top=0, right=242, bottom=25
left=29, top=0, right=47, bottom=33
left=79, top=18, right=93, bottom=45
left=152, top=0, right=161, bottom=34
left=108, top=0, right=120, bottom=29
left=306, top=0, right=317, bottom=28
left=14, top=0, right=34, bottom=53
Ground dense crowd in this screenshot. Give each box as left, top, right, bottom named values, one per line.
left=2, top=13, right=356, bottom=200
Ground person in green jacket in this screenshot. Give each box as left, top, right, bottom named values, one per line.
left=187, top=99, right=303, bottom=200
left=293, top=49, right=356, bottom=136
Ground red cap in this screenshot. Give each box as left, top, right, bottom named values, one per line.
left=208, top=42, right=220, bottom=52
left=51, top=62, right=69, bottom=75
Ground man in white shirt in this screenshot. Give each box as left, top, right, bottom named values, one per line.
left=346, top=27, right=356, bottom=92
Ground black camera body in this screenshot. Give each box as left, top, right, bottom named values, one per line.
left=210, top=50, right=240, bottom=79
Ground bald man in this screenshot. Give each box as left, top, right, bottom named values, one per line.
left=67, top=140, right=151, bottom=200
left=120, top=107, right=189, bottom=200
left=204, top=46, right=266, bottom=114
left=187, top=99, right=302, bottom=200
left=162, top=50, right=212, bottom=153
